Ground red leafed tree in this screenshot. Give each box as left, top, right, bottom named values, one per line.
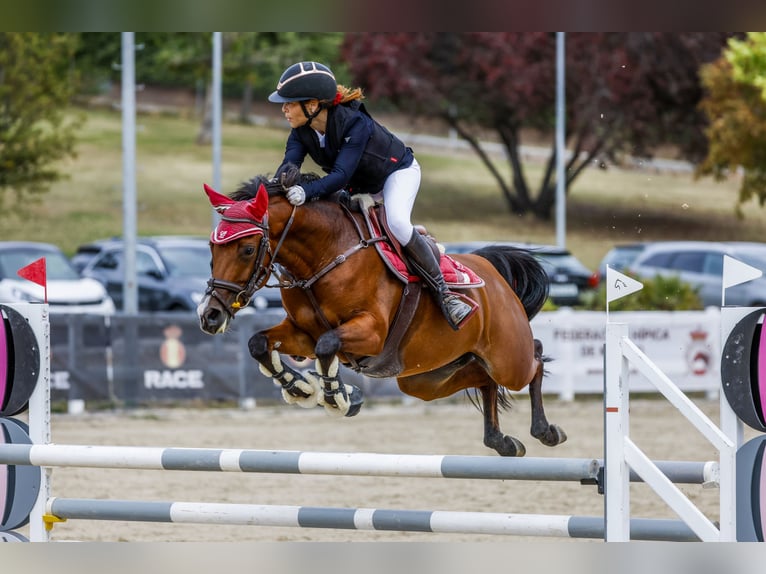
left=341, top=33, right=732, bottom=220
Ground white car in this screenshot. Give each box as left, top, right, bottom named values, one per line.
left=0, top=241, right=115, bottom=315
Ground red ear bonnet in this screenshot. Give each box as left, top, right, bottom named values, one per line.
left=205, top=183, right=269, bottom=244
left=204, top=183, right=234, bottom=213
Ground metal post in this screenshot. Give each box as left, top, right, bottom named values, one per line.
left=211, top=32, right=222, bottom=230
left=555, top=32, right=566, bottom=249
left=121, top=32, right=138, bottom=316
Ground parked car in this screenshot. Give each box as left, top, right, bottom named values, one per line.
left=627, top=241, right=766, bottom=307
left=75, top=236, right=285, bottom=313
left=75, top=236, right=210, bottom=312
left=0, top=241, right=115, bottom=314
left=442, top=241, right=599, bottom=306
left=598, top=242, right=651, bottom=283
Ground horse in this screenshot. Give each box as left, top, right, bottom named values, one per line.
left=197, top=167, right=566, bottom=457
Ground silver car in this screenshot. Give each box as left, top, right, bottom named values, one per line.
left=627, top=241, right=766, bottom=307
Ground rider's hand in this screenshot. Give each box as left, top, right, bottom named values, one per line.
left=285, top=185, right=306, bottom=206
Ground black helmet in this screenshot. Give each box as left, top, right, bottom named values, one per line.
left=268, top=62, right=337, bottom=103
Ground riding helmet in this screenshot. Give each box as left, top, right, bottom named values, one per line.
left=268, top=61, right=337, bottom=103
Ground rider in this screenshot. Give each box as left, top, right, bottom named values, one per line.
left=268, top=61, right=473, bottom=330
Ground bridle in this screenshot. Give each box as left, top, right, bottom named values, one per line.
left=205, top=206, right=297, bottom=316
left=206, top=198, right=386, bottom=329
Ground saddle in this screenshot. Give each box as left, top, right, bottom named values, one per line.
left=348, top=194, right=485, bottom=289
left=339, top=193, right=483, bottom=378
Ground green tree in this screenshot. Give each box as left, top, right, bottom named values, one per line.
left=0, top=33, right=83, bottom=215
left=697, top=32, right=766, bottom=212
left=727, top=32, right=766, bottom=100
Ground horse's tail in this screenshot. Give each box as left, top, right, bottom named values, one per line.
left=472, top=245, right=549, bottom=320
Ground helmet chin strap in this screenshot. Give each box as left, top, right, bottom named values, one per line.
left=299, top=101, right=322, bottom=127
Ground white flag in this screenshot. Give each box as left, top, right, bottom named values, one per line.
left=723, top=255, right=762, bottom=289
left=606, top=265, right=644, bottom=303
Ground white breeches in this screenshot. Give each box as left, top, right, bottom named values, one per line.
left=372, top=158, right=421, bottom=245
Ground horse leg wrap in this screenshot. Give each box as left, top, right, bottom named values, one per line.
left=314, top=357, right=364, bottom=418
left=258, top=350, right=320, bottom=408
left=317, top=374, right=350, bottom=417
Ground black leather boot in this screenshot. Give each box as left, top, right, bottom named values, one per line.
left=402, top=230, right=473, bottom=330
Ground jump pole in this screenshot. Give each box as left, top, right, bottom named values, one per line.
left=44, top=497, right=699, bottom=541
left=0, top=443, right=717, bottom=485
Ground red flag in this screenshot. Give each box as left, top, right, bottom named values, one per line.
left=17, top=257, right=48, bottom=304
left=17, top=257, right=47, bottom=287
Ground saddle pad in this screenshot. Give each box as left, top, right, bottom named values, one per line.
left=378, top=241, right=485, bottom=289
left=353, top=193, right=484, bottom=289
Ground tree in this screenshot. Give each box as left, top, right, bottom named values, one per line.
left=0, top=33, right=82, bottom=215
left=341, top=33, right=731, bottom=219
left=697, top=32, right=766, bottom=212
left=726, top=32, right=766, bottom=100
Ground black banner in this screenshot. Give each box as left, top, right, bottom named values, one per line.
left=49, top=311, right=400, bottom=406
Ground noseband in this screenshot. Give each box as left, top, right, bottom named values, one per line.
left=206, top=206, right=296, bottom=316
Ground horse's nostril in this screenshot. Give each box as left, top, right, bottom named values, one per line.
left=200, top=308, right=221, bottom=331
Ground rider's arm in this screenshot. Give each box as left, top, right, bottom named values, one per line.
left=275, top=130, right=307, bottom=176
left=301, top=114, right=372, bottom=201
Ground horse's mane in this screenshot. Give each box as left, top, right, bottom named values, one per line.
left=231, top=163, right=323, bottom=202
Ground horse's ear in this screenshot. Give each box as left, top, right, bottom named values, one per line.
left=245, top=183, right=269, bottom=220
left=203, top=183, right=234, bottom=213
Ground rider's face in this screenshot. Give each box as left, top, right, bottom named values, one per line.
left=281, top=100, right=318, bottom=129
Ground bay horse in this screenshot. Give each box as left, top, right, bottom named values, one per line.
left=197, top=166, right=566, bottom=456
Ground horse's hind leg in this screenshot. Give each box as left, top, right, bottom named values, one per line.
left=529, top=339, right=567, bottom=447
left=480, top=383, right=526, bottom=457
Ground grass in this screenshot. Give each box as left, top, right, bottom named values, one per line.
left=2, top=106, right=765, bottom=270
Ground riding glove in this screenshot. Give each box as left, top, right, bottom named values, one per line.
left=286, top=185, right=306, bottom=206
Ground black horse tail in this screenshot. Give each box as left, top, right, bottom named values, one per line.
left=472, top=245, right=549, bottom=320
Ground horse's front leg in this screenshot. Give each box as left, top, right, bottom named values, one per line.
left=311, top=313, right=385, bottom=418
left=312, top=330, right=364, bottom=418
left=248, top=320, right=321, bottom=409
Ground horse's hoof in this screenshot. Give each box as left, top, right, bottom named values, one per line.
left=504, top=437, right=526, bottom=457
left=487, top=435, right=526, bottom=457
left=320, top=383, right=363, bottom=418
left=534, top=424, right=568, bottom=447
left=344, top=385, right=364, bottom=417
left=549, top=424, right=567, bottom=446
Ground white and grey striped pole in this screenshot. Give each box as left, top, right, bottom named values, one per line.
left=46, top=498, right=699, bottom=541
left=0, top=444, right=717, bottom=485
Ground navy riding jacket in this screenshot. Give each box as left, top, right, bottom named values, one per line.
left=276, top=100, right=414, bottom=200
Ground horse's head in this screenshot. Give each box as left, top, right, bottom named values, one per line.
left=198, top=164, right=326, bottom=334
left=198, top=180, right=272, bottom=334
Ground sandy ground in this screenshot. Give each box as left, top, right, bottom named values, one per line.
left=12, top=394, right=755, bottom=543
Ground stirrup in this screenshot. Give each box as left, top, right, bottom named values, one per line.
left=442, top=293, right=475, bottom=331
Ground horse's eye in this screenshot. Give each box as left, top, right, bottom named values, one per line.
left=244, top=245, right=256, bottom=256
